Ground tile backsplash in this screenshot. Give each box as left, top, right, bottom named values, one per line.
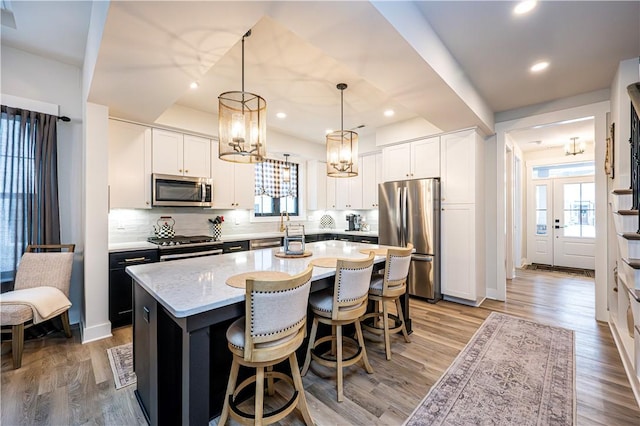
left=108, top=208, right=378, bottom=243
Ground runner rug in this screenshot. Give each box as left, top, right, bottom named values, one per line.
left=404, top=312, right=575, bottom=425
left=106, top=342, right=136, bottom=390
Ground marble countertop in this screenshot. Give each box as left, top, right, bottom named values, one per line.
left=126, top=240, right=387, bottom=318
left=109, top=241, right=158, bottom=252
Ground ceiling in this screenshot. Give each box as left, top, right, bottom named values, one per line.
left=2, top=1, right=639, bottom=152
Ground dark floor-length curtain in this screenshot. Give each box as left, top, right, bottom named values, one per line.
left=1, top=105, right=60, bottom=283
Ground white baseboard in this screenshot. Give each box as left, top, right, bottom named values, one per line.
left=608, top=313, right=640, bottom=407
left=80, top=321, right=113, bottom=344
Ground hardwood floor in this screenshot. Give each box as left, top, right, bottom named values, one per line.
left=2, top=269, right=639, bottom=425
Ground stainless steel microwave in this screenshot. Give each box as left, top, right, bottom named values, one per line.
left=152, top=174, right=213, bottom=207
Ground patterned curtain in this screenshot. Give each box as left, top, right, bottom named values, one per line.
left=255, top=158, right=298, bottom=198
left=0, top=105, right=60, bottom=283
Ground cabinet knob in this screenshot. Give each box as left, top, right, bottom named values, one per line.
left=179, top=169, right=183, bottom=173
left=185, top=169, right=189, bottom=173
left=146, top=201, right=150, bottom=205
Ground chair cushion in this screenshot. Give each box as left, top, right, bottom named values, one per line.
left=0, top=303, right=33, bottom=326
left=369, top=274, right=384, bottom=296
left=309, top=289, right=333, bottom=316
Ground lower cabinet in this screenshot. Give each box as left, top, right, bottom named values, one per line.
left=109, top=249, right=159, bottom=329
left=441, top=204, right=485, bottom=305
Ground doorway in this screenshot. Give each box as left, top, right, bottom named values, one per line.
left=528, top=164, right=595, bottom=269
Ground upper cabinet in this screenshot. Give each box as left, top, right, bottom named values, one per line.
left=362, top=153, right=382, bottom=208
left=108, top=120, right=152, bottom=209
left=152, top=129, right=211, bottom=177
left=306, top=160, right=327, bottom=211
left=382, top=136, right=439, bottom=182
left=210, top=141, right=255, bottom=209
left=440, top=130, right=479, bottom=204
left=334, top=171, right=363, bottom=209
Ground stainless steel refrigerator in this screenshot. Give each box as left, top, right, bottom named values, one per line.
left=379, top=178, right=441, bottom=302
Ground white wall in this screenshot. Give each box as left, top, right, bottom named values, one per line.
left=1, top=46, right=84, bottom=324
left=609, top=57, right=640, bottom=190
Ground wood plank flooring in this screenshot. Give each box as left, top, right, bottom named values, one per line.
left=2, top=269, right=639, bottom=425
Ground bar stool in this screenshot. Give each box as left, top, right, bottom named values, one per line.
left=219, top=266, right=314, bottom=426
left=361, top=243, right=413, bottom=360
left=301, top=253, right=375, bottom=402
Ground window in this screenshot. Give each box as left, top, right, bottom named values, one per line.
left=562, top=182, right=595, bottom=238
left=254, top=158, right=299, bottom=217
left=532, top=161, right=594, bottom=179
left=535, top=185, right=547, bottom=235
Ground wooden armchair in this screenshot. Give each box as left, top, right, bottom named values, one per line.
left=1, top=244, right=75, bottom=369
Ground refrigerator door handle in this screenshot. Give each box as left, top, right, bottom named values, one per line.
left=411, top=254, right=433, bottom=262
left=396, top=187, right=403, bottom=244
left=402, top=186, right=408, bottom=247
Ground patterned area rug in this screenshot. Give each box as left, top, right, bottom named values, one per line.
left=404, top=312, right=575, bottom=426
left=522, top=263, right=595, bottom=278
left=106, top=343, right=136, bottom=390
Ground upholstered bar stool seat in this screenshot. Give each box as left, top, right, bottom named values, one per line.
left=219, top=266, right=314, bottom=426
left=0, top=244, right=75, bottom=369
left=361, top=243, right=413, bottom=360
left=302, top=253, right=375, bottom=402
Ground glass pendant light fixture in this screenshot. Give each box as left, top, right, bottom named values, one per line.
left=218, top=29, right=266, bottom=163
left=564, top=136, right=585, bottom=156
left=282, top=153, right=291, bottom=183
left=326, top=83, right=358, bottom=177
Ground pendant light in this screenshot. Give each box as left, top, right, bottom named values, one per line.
left=326, top=83, right=358, bottom=177
left=218, top=30, right=266, bottom=163
left=282, top=153, right=291, bottom=183
left=564, top=136, right=584, bottom=156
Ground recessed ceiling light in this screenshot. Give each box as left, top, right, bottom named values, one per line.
left=514, top=1, right=537, bottom=15
left=530, top=61, right=549, bottom=72
left=190, top=81, right=199, bottom=89
left=384, top=109, right=395, bottom=117
left=276, top=112, right=287, bottom=119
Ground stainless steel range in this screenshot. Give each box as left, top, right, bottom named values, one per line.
left=147, top=235, right=223, bottom=261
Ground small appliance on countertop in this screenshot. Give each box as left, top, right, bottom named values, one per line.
left=346, top=214, right=361, bottom=231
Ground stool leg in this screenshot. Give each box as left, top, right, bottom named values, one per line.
left=355, top=320, right=374, bottom=374
left=12, top=323, right=24, bottom=369
left=219, top=356, right=240, bottom=425
left=336, top=325, right=344, bottom=402
left=301, top=316, right=318, bottom=376
left=255, top=366, right=265, bottom=426
left=266, top=365, right=275, bottom=396
left=395, top=297, right=411, bottom=342
left=383, top=299, right=391, bottom=360
left=289, top=353, right=314, bottom=425
left=331, top=325, right=337, bottom=356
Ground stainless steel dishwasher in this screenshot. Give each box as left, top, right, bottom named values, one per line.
left=249, top=237, right=282, bottom=250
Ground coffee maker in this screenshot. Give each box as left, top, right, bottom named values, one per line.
left=346, top=214, right=361, bottom=231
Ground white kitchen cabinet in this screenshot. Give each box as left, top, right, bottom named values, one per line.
left=440, top=129, right=486, bottom=306
left=108, top=119, right=152, bottom=209
left=441, top=130, right=477, bottom=204
left=326, top=176, right=337, bottom=209
left=362, top=153, right=382, bottom=208
left=306, top=160, right=327, bottom=210
left=152, top=129, right=211, bottom=177
left=210, top=141, right=255, bottom=209
left=441, top=204, right=485, bottom=303
left=335, top=172, right=363, bottom=209
left=382, top=136, right=439, bottom=181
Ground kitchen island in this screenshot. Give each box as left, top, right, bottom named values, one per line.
left=126, top=240, right=408, bottom=426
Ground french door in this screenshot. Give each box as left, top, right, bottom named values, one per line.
left=528, top=176, right=595, bottom=269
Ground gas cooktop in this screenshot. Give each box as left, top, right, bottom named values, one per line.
left=147, top=235, right=221, bottom=247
